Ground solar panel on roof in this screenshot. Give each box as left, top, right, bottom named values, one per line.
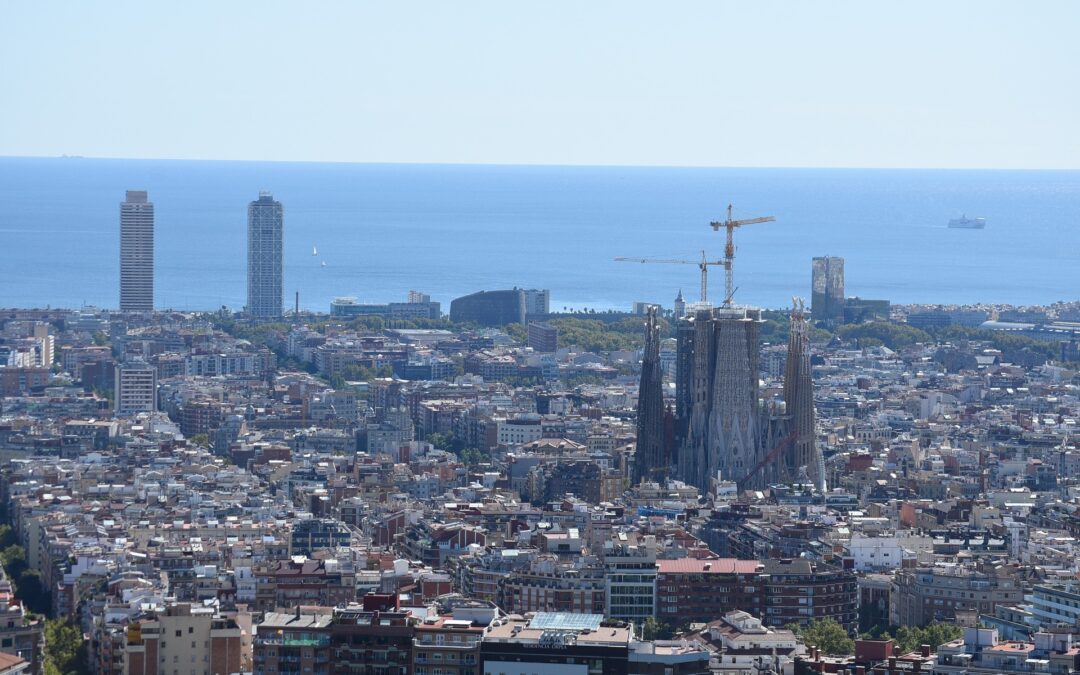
left=529, top=612, right=603, bottom=631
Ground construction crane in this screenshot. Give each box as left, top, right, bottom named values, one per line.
left=615, top=250, right=728, bottom=304
left=710, top=204, right=776, bottom=307
left=738, top=431, right=797, bottom=491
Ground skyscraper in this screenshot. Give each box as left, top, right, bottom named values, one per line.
left=247, top=192, right=284, bottom=319
left=633, top=308, right=666, bottom=484
left=119, top=190, right=154, bottom=311
left=811, top=256, right=845, bottom=325
left=677, top=305, right=766, bottom=492
left=782, top=299, right=825, bottom=490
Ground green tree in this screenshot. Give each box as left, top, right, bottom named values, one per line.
left=43, top=618, right=88, bottom=675
left=836, top=322, right=932, bottom=350
left=641, top=617, right=676, bottom=641
left=189, top=433, right=210, bottom=448
left=883, top=622, right=962, bottom=654
left=0, top=525, right=15, bottom=549
left=1, top=545, right=28, bottom=580
left=14, top=569, right=48, bottom=614
left=459, top=448, right=490, bottom=466
left=788, top=618, right=855, bottom=656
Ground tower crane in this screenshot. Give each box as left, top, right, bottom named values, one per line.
left=710, top=204, right=775, bottom=307
left=615, top=250, right=728, bottom=304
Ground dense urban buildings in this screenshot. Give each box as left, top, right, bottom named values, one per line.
left=247, top=192, right=284, bottom=319
left=119, top=190, right=154, bottom=311
left=811, top=256, right=845, bottom=326
left=3, top=287, right=1080, bottom=675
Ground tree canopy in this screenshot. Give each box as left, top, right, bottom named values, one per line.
left=788, top=618, right=855, bottom=656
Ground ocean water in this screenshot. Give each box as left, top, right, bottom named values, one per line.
left=0, top=157, right=1077, bottom=313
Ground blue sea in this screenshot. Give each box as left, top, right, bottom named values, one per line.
left=0, top=157, right=1077, bottom=312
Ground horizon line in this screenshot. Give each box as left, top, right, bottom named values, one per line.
left=2, top=153, right=1078, bottom=173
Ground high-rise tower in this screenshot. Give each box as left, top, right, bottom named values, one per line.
left=119, top=190, right=154, bottom=311
left=783, top=299, right=825, bottom=490
left=247, top=192, right=284, bottom=319
left=811, top=256, right=845, bottom=325
left=633, top=307, right=667, bottom=484
left=677, top=305, right=765, bottom=492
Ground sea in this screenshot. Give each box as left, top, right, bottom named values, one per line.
left=0, top=156, right=1077, bottom=313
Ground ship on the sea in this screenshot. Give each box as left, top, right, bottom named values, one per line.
left=948, top=214, right=986, bottom=229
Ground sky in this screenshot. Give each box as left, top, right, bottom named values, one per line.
left=1, top=1, right=1078, bottom=169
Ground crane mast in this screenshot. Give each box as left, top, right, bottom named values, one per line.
left=710, top=204, right=776, bottom=307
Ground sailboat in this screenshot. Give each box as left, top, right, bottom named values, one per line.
left=312, top=245, right=318, bottom=256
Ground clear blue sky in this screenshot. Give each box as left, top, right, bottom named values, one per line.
left=2, top=1, right=1077, bottom=168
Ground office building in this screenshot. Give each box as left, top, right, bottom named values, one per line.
left=119, top=190, right=154, bottom=311
left=481, top=612, right=632, bottom=675
left=247, top=192, right=284, bottom=319
left=450, top=290, right=526, bottom=326
left=811, top=256, right=844, bottom=325
left=115, top=361, right=157, bottom=415
left=633, top=308, right=666, bottom=484
left=677, top=306, right=765, bottom=492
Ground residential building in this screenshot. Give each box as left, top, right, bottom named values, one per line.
left=253, top=610, right=332, bottom=675
left=527, top=323, right=558, bottom=353
left=604, top=534, right=657, bottom=624
left=290, top=519, right=352, bottom=557
left=892, top=563, right=1023, bottom=627
left=122, top=603, right=247, bottom=675
left=522, top=289, right=550, bottom=317
left=115, top=361, right=157, bottom=415
left=654, top=559, right=763, bottom=625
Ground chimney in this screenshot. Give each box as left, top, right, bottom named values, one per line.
left=920, top=644, right=931, bottom=658
left=889, top=657, right=896, bottom=670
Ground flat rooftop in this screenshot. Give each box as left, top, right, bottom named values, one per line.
left=485, top=613, right=631, bottom=647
